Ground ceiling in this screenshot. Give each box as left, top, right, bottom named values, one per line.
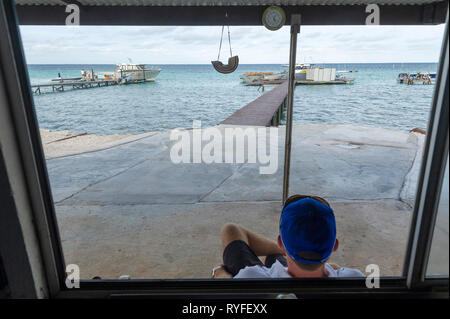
left=14, top=0, right=448, bottom=25
left=13, top=0, right=449, bottom=6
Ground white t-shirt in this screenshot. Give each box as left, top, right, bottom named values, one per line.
left=233, top=260, right=365, bottom=278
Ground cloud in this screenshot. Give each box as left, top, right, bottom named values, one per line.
left=20, top=24, right=445, bottom=64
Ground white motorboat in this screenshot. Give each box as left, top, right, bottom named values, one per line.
left=282, top=63, right=314, bottom=80
left=240, top=71, right=288, bottom=86
left=79, top=63, right=161, bottom=84
left=240, top=72, right=276, bottom=84
left=115, top=63, right=161, bottom=83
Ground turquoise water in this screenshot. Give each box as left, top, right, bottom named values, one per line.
left=28, top=63, right=437, bottom=135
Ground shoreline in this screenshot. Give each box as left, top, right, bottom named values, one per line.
left=40, top=124, right=423, bottom=159
left=40, top=128, right=156, bottom=159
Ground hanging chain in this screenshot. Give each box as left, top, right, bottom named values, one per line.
left=217, top=25, right=224, bottom=61
left=217, top=13, right=233, bottom=61
left=227, top=25, right=232, bottom=57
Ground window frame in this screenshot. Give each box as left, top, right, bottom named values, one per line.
left=0, top=0, right=448, bottom=299
left=403, top=10, right=449, bottom=288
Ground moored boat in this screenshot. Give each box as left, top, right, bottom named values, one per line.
left=240, top=72, right=276, bottom=85
left=78, top=63, right=161, bottom=84
left=241, top=71, right=288, bottom=85
left=397, top=72, right=436, bottom=84
left=296, top=67, right=354, bottom=85
left=115, top=63, right=161, bottom=83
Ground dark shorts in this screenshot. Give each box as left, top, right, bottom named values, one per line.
left=223, top=240, right=287, bottom=277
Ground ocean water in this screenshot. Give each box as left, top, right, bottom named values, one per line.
left=28, top=63, right=437, bottom=135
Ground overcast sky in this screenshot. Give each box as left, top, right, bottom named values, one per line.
left=20, top=24, right=445, bottom=64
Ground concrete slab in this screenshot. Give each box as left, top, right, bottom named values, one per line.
left=62, top=159, right=240, bottom=205
left=56, top=199, right=412, bottom=279
left=203, top=142, right=416, bottom=202
left=49, top=124, right=419, bottom=205
left=47, top=130, right=171, bottom=202
left=203, top=125, right=418, bottom=202
left=44, top=124, right=424, bottom=279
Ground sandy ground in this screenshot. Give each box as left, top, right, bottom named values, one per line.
left=38, top=125, right=448, bottom=279
left=39, top=129, right=155, bottom=159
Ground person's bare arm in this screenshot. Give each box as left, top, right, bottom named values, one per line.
left=221, top=223, right=284, bottom=257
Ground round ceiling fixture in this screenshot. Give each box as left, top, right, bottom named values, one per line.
left=262, top=6, right=286, bottom=31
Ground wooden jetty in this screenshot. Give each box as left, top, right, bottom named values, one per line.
left=31, top=79, right=119, bottom=94
left=222, top=80, right=289, bottom=127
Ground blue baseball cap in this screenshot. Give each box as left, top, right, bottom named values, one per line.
left=280, top=197, right=336, bottom=264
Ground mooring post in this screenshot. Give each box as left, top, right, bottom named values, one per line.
left=277, top=105, right=281, bottom=125
left=282, top=14, right=301, bottom=203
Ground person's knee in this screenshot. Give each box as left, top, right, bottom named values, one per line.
left=221, top=223, right=246, bottom=245
left=221, top=223, right=240, bottom=238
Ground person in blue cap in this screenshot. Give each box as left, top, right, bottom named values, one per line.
left=212, top=195, right=364, bottom=278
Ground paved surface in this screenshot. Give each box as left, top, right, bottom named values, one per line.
left=57, top=199, right=412, bottom=279
left=45, top=124, right=431, bottom=279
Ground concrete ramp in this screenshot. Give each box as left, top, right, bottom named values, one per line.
left=44, top=124, right=424, bottom=279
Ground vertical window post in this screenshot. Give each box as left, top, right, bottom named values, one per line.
left=283, top=14, right=301, bottom=203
